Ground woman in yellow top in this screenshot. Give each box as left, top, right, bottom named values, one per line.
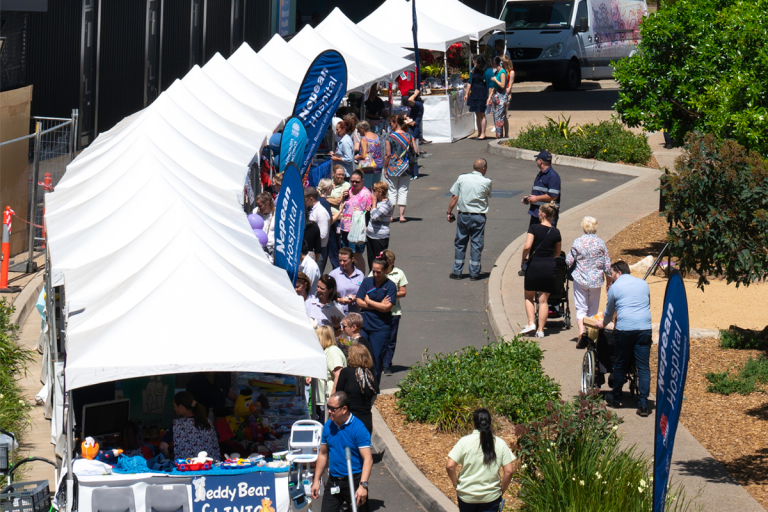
left=446, top=409, right=515, bottom=512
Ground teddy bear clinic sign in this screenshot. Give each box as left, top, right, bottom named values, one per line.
left=192, top=473, right=277, bottom=512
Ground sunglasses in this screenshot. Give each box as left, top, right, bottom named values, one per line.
left=350, top=180, right=361, bottom=184
left=327, top=405, right=343, bottom=412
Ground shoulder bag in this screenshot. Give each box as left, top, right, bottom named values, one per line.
left=521, top=227, right=552, bottom=274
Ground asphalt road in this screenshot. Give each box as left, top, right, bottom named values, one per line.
left=381, top=138, right=632, bottom=385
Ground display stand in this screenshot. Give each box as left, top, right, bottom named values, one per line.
left=418, top=91, right=474, bottom=144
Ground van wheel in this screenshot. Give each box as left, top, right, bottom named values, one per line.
left=555, top=60, right=581, bottom=91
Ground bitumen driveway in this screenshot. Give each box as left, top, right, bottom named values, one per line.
left=381, top=138, right=632, bottom=385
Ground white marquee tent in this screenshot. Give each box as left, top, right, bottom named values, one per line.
left=316, top=8, right=412, bottom=59
left=358, top=0, right=471, bottom=52
left=45, top=48, right=328, bottom=391
left=416, top=0, right=505, bottom=41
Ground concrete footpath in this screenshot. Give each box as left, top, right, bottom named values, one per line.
left=486, top=141, right=764, bottom=511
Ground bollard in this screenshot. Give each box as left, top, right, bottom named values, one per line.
left=1, top=207, right=21, bottom=293
left=40, top=173, right=54, bottom=249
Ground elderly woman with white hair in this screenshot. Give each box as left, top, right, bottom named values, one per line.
left=566, top=216, right=612, bottom=348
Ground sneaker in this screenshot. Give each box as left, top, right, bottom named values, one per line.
left=519, top=324, right=536, bottom=335
left=449, top=273, right=462, bottom=280
left=637, top=406, right=650, bottom=417
left=604, top=395, right=621, bottom=408
left=535, top=331, right=545, bottom=338
left=383, top=367, right=393, bottom=376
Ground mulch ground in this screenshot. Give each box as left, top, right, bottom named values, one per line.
left=649, top=338, right=768, bottom=509
left=605, top=210, right=670, bottom=266
left=376, top=394, right=523, bottom=510
left=377, top=212, right=768, bottom=510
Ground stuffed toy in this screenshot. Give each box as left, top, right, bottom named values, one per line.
left=80, top=437, right=123, bottom=464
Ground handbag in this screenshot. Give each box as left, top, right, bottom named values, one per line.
left=522, top=227, right=552, bottom=274
left=566, top=248, right=578, bottom=281
left=348, top=210, right=367, bottom=244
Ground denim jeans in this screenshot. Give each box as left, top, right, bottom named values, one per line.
left=363, top=327, right=391, bottom=384
left=612, top=329, right=652, bottom=408
left=453, top=212, right=486, bottom=277
left=382, top=315, right=401, bottom=369
left=328, top=223, right=341, bottom=269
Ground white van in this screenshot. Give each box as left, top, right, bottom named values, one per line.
left=491, top=0, right=648, bottom=90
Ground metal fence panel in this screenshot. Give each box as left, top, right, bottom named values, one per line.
left=0, top=112, right=77, bottom=274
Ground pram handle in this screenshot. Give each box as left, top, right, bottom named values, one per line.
left=9, top=457, right=58, bottom=477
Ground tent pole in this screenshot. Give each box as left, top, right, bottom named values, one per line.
left=65, top=390, right=74, bottom=512
left=444, top=52, right=449, bottom=89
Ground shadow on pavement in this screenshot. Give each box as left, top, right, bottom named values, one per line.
left=511, top=89, right=620, bottom=112
left=675, top=457, right=744, bottom=484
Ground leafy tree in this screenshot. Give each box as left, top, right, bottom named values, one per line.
left=660, top=133, right=768, bottom=288
left=613, top=0, right=768, bottom=154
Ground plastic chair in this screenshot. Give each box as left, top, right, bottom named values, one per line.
left=144, top=484, right=189, bottom=512
left=91, top=487, right=137, bottom=512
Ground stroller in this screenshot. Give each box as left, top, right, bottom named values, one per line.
left=581, top=327, right=638, bottom=398
left=534, top=252, right=572, bottom=330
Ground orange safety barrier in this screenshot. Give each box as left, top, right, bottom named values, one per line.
left=1, top=206, right=14, bottom=290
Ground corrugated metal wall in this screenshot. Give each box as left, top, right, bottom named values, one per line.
left=161, top=0, right=193, bottom=90
left=243, top=0, right=270, bottom=51
left=205, top=0, right=232, bottom=61
left=25, top=0, right=82, bottom=119
left=96, top=0, right=146, bottom=135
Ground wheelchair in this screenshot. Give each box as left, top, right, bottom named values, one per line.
left=580, top=327, right=638, bottom=398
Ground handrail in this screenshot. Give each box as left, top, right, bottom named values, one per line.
left=0, top=119, right=72, bottom=147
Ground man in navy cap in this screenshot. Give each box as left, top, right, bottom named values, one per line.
left=519, top=151, right=561, bottom=275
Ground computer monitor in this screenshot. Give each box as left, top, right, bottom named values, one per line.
left=81, top=399, right=130, bottom=438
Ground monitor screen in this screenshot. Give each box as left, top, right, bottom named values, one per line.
left=81, top=399, right=130, bottom=438
left=291, top=430, right=315, bottom=444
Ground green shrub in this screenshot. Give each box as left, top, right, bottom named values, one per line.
left=613, top=0, right=768, bottom=153
left=395, top=338, right=560, bottom=431
left=719, top=329, right=767, bottom=350
left=516, top=426, right=701, bottom=511
left=507, top=117, right=652, bottom=165
left=514, top=391, right=622, bottom=474
left=660, top=133, right=768, bottom=288
left=706, top=356, right=768, bottom=395
left=0, top=298, right=33, bottom=437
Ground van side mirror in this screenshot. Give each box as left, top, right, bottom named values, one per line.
left=577, top=17, right=588, bottom=32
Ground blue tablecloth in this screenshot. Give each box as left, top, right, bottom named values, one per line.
left=113, top=456, right=290, bottom=476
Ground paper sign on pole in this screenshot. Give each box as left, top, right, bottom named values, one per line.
left=292, top=50, right=348, bottom=179
left=273, top=163, right=305, bottom=285
left=653, top=271, right=690, bottom=511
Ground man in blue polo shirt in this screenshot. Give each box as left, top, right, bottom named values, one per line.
left=312, top=392, right=373, bottom=512
left=522, top=150, right=561, bottom=227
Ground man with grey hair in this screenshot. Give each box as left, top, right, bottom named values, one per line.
left=447, top=158, right=493, bottom=281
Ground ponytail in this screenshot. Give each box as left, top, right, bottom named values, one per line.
left=174, top=391, right=212, bottom=431
left=473, top=409, right=496, bottom=465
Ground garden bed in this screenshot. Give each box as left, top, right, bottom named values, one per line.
left=376, top=394, right=524, bottom=510
left=505, top=118, right=655, bottom=167
left=649, top=338, right=768, bottom=509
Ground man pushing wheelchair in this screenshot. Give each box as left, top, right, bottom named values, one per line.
left=594, top=261, right=653, bottom=418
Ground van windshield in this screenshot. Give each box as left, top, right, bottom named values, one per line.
left=501, top=1, right=575, bottom=30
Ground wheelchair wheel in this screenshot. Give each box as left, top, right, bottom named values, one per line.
left=581, top=347, right=596, bottom=394
left=628, top=365, right=639, bottom=398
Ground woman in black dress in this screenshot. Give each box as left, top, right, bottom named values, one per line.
left=520, top=202, right=562, bottom=338
left=463, top=55, right=490, bottom=140
left=333, top=343, right=378, bottom=433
